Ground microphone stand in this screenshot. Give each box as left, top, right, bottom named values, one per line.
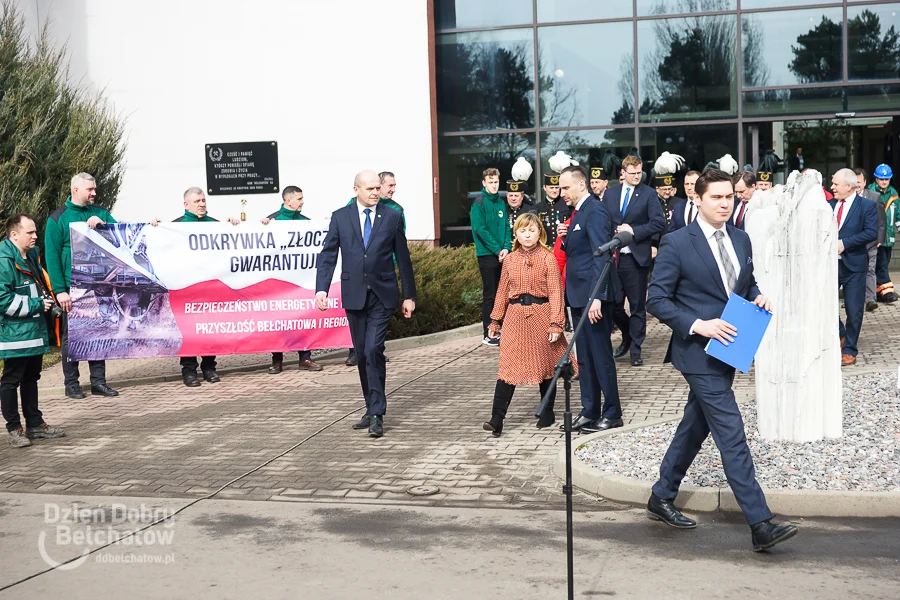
left=536, top=247, right=617, bottom=600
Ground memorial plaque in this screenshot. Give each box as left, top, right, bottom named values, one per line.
left=205, top=141, right=279, bottom=195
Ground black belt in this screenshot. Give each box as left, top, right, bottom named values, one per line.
left=510, top=294, right=549, bottom=306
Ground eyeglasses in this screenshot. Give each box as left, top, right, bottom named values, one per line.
left=624, top=170, right=642, bottom=176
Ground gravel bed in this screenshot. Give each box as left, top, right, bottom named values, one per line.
left=576, top=374, right=900, bottom=492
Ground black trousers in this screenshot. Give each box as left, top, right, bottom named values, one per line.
left=876, top=246, right=893, bottom=287
left=611, top=254, right=650, bottom=355
left=1, top=355, right=43, bottom=432
left=491, top=379, right=556, bottom=419
left=271, top=351, right=312, bottom=363
left=180, top=356, right=217, bottom=375
left=571, top=304, right=621, bottom=420
left=60, top=312, right=106, bottom=387
left=477, top=255, right=502, bottom=338
left=346, top=290, right=393, bottom=416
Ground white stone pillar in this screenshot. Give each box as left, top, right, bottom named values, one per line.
left=745, top=169, right=843, bottom=442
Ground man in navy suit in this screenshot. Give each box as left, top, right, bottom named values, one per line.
left=667, top=170, right=701, bottom=234
left=645, top=168, right=798, bottom=552
left=731, top=171, right=756, bottom=231
left=603, top=155, right=667, bottom=366
left=829, top=168, right=879, bottom=366
left=557, top=165, right=623, bottom=433
left=316, top=170, right=416, bottom=438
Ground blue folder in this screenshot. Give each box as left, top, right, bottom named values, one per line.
left=704, top=293, right=772, bottom=373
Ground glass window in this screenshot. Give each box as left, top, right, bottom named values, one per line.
left=639, top=125, right=739, bottom=186
left=846, top=83, right=900, bottom=113
left=637, top=0, right=735, bottom=17
left=637, top=14, right=737, bottom=122
left=538, top=23, right=635, bottom=128
left=742, top=88, right=843, bottom=118
left=741, top=0, right=840, bottom=9
left=741, top=8, right=844, bottom=87
left=537, top=0, right=632, bottom=23
left=435, top=0, right=533, bottom=30
left=783, top=119, right=851, bottom=182
left=539, top=129, right=637, bottom=179
left=436, top=30, right=536, bottom=132
left=848, top=4, right=900, bottom=81
left=437, top=133, right=536, bottom=245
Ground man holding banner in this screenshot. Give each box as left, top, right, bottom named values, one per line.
left=315, top=170, right=416, bottom=439
left=261, top=185, right=323, bottom=374
left=174, top=187, right=240, bottom=387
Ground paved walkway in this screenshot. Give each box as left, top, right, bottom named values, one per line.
left=1, top=300, right=898, bottom=508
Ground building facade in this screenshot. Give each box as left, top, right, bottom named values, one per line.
left=434, top=0, right=900, bottom=244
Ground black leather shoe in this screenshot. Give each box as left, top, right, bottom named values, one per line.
left=581, top=417, right=624, bottom=433
left=268, top=361, right=283, bottom=374
left=352, top=414, right=371, bottom=430
left=183, top=372, right=201, bottom=387
left=630, top=354, right=643, bottom=367
left=646, top=493, right=697, bottom=529
left=91, top=384, right=119, bottom=397
left=368, top=415, right=384, bottom=438
left=561, top=414, right=594, bottom=432
left=614, top=342, right=631, bottom=359
left=202, top=370, right=221, bottom=383
left=482, top=416, right=503, bottom=437
left=866, top=301, right=879, bottom=312
left=345, top=350, right=358, bottom=366
left=384, top=355, right=390, bottom=363
left=65, top=385, right=86, bottom=399
left=750, top=520, right=799, bottom=552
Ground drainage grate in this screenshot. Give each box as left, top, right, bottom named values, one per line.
left=407, top=485, right=440, bottom=496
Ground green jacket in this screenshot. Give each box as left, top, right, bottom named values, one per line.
left=868, top=183, right=900, bottom=247
left=173, top=210, right=218, bottom=223
left=267, top=205, right=310, bottom=221
left=470, top=188, right=511, bottom=257
left=44, top=197, right=117, bottom=294
left=0, top=239, right=50, bottom=359
left=346, top=197, right=405, bottom=231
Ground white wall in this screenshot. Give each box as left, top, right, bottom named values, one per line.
left=25, top=0, right=435, bottom=238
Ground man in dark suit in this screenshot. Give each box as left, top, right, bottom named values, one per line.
left=731, top=171, right=756, bottom=231
left=556, top=165, right=623, bottom=433
left=603, top=155, right=667, bottom=366
left=316, top=170, right=416, bottom=438
left=645, top=168, right=798, bottom=552
left=829, top=168, right=879, bottom=366
left=666, top=170, right=701, bottom=234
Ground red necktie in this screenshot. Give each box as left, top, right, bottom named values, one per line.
left=735, top=201, right=747, bottom=228
left=836, top=200, right=845, bottom=226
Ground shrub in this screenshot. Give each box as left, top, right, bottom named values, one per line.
left=387, top=243, right=482, bottom=339
left=0, top=0, right=126, bottom=237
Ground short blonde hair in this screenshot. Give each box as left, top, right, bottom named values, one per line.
left=511, top=212, right=549, bottom=252
left=622, top=155, right=642, bottom=170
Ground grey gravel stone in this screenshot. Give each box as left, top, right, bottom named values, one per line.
left=576, top=374, right=900, bottom=492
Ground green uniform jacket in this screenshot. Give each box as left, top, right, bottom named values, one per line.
left=173, top=211, right=219, bottom=223
left=868, top=183, right=900, bottom=247
left=267, top=206, right=310, bottom=221
left=44, top=197, right=117, bottom=294
left=470, top=188, right=511, bottom=257
left=0, top=239, right=50, bottom=359
left=346, top=197, right=405, bottom=231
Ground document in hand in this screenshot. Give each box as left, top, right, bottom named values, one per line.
left=705, top=293, right=773, bottom=373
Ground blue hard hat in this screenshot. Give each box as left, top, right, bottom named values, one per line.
left=874, top=164, right=893, bottom=179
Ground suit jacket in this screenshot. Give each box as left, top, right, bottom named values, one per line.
left=860, top=188, right=886, bottom=245
left=731, top=199, right=750, bottom=231
left=563, top=196, right=619, bottom=308
left=647, top=220, right=761, bottom=375
left=316, top=201, right=416, bottom=311
left=602, top=183, right=666, bottom=267
left=667, top=198, right=690, bottom=234
left=828, top=194, right=878, bottom=273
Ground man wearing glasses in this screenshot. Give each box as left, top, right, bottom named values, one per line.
left=602, top=154, right=667, bottom=367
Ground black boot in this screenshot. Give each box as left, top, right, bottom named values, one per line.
left=535, top=378, right=556, bottom=428
left=484, top=380, right=514, bottom=437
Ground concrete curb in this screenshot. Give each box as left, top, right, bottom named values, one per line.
left=46, top=322, right=482, bottom=395
left=560, top=415, right=900, bottom=518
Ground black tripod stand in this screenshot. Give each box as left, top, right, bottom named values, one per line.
left=535, top=242, right=620, bottom=600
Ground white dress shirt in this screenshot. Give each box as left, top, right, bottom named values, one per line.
left=619, top=185, right=636, bottom=254
left=833, top=192, right=855, bottom=230
left=689, top=216, right=742, bottom=335
left=684, top=199, right=696, bottom=226
left=357, top=200, right=376, bottom=241
left=732, top=200, right=749, bottom=225
left=574, top=193, right=591, bottom=212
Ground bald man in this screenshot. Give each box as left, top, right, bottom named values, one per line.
left=316, top=170, right=416, bottom=438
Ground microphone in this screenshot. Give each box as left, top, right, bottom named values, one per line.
left=594, top=230, right=633, bottom=256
